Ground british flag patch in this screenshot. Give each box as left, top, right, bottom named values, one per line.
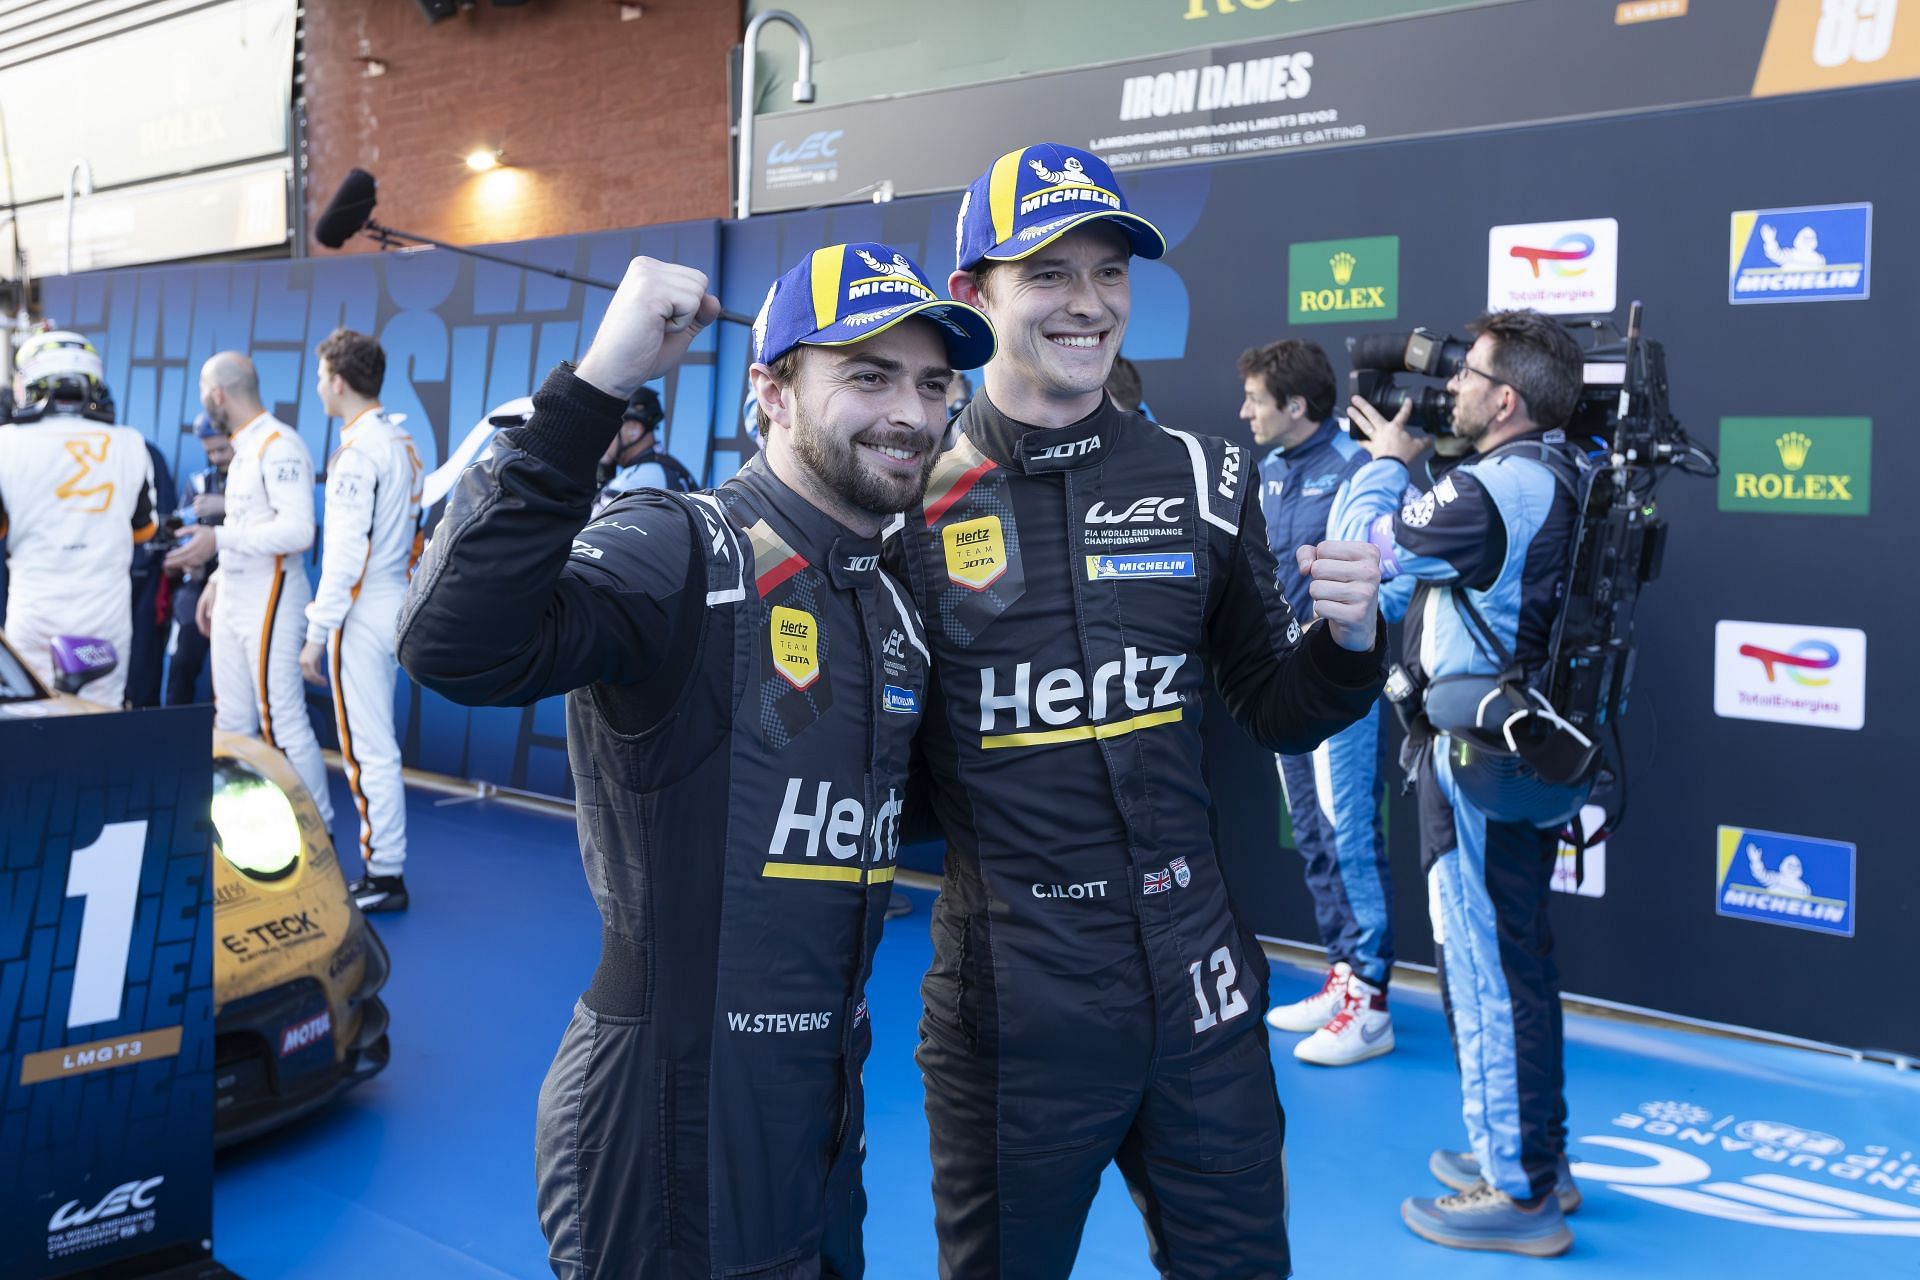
left=1143, top=869, right=1172, bottom=895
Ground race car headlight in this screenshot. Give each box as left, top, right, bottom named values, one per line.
left=211, top=759, right=302, bottom=882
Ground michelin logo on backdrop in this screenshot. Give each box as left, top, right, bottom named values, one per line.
left=1729, top=203, right=1871, bottom=304
left=1715, top=825, right=1855, bottom=937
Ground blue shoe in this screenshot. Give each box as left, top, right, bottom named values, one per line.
left=1402, top=1182, right=1573, bottom=1257
left=1429, top=1149, right=1583, bottom=1213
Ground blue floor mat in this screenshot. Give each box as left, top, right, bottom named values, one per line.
left=213, top=785, right=1920, bottom=1276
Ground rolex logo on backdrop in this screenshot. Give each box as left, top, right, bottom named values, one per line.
left=1289, top=236, right=1398, bottom=324
left=1718, top=418, right=1871, bottom=515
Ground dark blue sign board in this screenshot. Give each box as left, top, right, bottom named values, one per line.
left=0, top=706, right=229, bottom=1278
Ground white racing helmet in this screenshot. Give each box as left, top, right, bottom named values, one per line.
left=12, top=329, right=113, bottom=422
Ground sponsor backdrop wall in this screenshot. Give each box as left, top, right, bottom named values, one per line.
left=33, top=80, right=1917, bottom=1055
left=40, top=221, right=722, bottom=799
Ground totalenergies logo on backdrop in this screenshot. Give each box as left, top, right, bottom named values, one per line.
left=1488, top=218, right=1618, bottom=315
left=1713, top=620, right=1865, bottom=731
left=1738, top=639, right=1839, bottom=687
left=1509, top=232, right=1596, bottom=279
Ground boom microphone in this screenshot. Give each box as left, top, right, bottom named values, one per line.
left=314, top=169, right=378, bottom=249
left=311, top=166, right=753, bottom=326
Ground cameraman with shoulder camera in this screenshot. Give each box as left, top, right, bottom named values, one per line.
left=1343, top=309, right=1586, bottom=1259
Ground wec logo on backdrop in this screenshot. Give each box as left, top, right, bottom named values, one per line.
left=48, top=1177, right=164, bottom=1232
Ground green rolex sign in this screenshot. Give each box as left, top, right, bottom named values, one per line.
left=1288, top=235, right=1399, bottom=325
left=1718, top=418, right=1871, bottom=516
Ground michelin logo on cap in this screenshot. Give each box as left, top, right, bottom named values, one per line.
left=955, top=143, right=1168, bottom=272
left=751, top=241, right=996, bottom=370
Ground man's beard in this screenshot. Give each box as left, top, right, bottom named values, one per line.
left=791, top=400, right=936, bottom=518
left=1451, top=399, right=1495, bottom=444
left=203, top=400, right=229, bottom=432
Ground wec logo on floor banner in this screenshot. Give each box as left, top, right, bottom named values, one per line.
left=1715, top=825, right=1855, bottom=937
left=1573, top=1100, right=1920, bottom=1235
left=1712, top=620, right=1866, bottom=730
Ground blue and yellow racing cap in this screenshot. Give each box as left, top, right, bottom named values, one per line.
left=954, top=143, right=1167, bottom=272
left=752, top=242, right=997, bottom=370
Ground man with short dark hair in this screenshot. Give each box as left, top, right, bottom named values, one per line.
left=594, top=384, right=696, bottom=512
left=398, top=243, right=993, bottom=1278
left=890, top=142, right=1386, bottom=1279
left=1345, top=308, right=1589, bottom=1257
left=302, top=328, right=423, bottom=913
left=164, top=413, right=232, bottom=706
left=1239, top=338, right=1396, bottom=1066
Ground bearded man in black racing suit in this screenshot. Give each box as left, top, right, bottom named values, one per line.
left=886, top=143, right=1388, bottom=1279
left=399, top=246, right=994, bottom=1279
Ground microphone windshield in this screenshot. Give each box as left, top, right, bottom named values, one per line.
left=314, top=169, right=378, bottom=249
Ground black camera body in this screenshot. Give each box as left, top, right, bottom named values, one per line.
left=1346, top=328, right=1468, bottom=435
left=1351, top=307, right=1717, bottom=841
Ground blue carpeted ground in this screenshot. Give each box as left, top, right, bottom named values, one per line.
left=213, top=784, right=1920, bottom=1277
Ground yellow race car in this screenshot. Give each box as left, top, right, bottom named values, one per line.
left=0, top=627, right=391, bottom=1146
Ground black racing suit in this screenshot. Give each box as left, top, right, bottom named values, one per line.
left=398, top=365, right=928, bottom=1279
left=885, top=392, right=1386, bottom=1279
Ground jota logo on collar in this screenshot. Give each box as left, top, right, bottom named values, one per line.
left=1032, top=435, right=1102, bottom=463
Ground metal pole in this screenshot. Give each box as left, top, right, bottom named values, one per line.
left=735, top=10, right=815, bottom=222
left=64, top=159, right=94, bottom=276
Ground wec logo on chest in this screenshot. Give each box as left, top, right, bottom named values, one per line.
left=1086, top=496, right=1184, bottom=525
left=770, top=606, right=821, bottom=689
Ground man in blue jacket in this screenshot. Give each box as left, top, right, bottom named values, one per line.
left=1343, top=309, right=1588, bottom=1258
left=1241, top=339, right=1394, bottom=1066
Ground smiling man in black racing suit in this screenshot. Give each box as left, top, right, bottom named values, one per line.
left=397, top=245, right=993, bottom=1279
left=887, top=143, right=1387, bottom=1279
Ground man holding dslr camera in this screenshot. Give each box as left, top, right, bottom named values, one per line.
left=1343, top=308, right=1586, bottom=1258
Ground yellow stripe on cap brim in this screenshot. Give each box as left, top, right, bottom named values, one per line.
left=981, top=209, right=1168, bottom=264
left=798, top=298, right=998, bottom=370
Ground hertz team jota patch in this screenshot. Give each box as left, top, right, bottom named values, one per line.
left=943, top=515, right=1007, bottom=590
left=770, top=605, right=821, bottom=689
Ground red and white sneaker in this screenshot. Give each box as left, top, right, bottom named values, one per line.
left=1267, top=962, right=1351, bottom=1033
left=1294, top=971, right=1394, bottom=1066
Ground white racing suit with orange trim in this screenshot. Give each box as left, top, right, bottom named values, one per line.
left=306, top=408, right=423, bottom=877
left=0, top=415, right=158, bottom=706
left=210, top=412, right=332, bottom=825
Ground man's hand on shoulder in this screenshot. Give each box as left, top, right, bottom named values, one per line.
left=574, top=258, right=723, bottom=401
left=1295, top=539, right=1381, bottom=653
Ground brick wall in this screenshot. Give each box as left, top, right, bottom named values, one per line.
left=302, top=0, right=738, bottom=250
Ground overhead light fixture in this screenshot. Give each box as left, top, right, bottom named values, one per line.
left=465, top=149, right=504, bottom=172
